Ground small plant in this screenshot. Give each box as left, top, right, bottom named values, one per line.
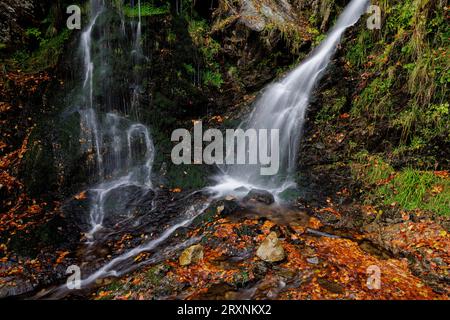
left=202, top=70, right=224, bottom=88
left=167, top=31, right=177, bottom=44
left=183, top=63, right=195, bottom=75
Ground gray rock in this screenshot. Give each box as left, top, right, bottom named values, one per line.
left=243, top=189, right=275, bottom=205
left=240, top=0, right=266, bottom=31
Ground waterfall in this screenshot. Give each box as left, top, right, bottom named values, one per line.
left=80, top=2, right=103, bottom=177
left=209, top=0, right=369, bottom=200
left=77, top=0, right=155, bottom=239
left=131, top=0, right=144, bottom=119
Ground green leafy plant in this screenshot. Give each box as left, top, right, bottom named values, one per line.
left=202, top=70, right=223, bottom=88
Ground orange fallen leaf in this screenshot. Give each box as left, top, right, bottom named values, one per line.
left=430, top=184, right=443, bottom=195
left=55, top=251, right=70, bottom=264
left=308, top=217, right=323, bottom=229
left=434, top=171, right=448, bottom=179
left=97, top=291, right=112, bottom=299
left=74, top=191, right=87, bottom=200
left=117, top=292, right=132, bottom=300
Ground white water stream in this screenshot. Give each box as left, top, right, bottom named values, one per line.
left=209, top=0, right=369, bottom=200
left=77, top=0, right=155, bottom=239
left=44, top=0, right=369, bottom=297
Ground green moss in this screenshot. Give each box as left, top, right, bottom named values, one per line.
left=352, top=71, right=395, bottom=119
left=25, top=28, right=43, bottom=41
left=164, top=163, right=209, bottom=190
left=315, top=88, right=347, bottom=123
left=233, top=270, right=250, bottom=287
left=167, top=31, right=177, bottom=44
left=11, top=28, right=72, bottom=72
left=343, top=0, right=448, bottom=151
left=145, top=264, right=168, bottom=286
left=187, top=18, right=224, bottom=89
left=345, top=29, right=373, bottom=67
left=123, top=3, right=170, bottom=17
left=278, top=188, right=302, bottom=202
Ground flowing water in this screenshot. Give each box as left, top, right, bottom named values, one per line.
left=209, top=0, right=369, bottom=200
left=77, top=0, right=155, bottom=239
left=40, top=0, right=211, bottom=298
left=43, top=0, right=369, bottom=297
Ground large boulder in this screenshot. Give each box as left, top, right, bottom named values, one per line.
left=256, top=232, right=285, bottom=262
left=243, top=189, right=275, bottom=205
left=216, top=0, right=298, bottom=33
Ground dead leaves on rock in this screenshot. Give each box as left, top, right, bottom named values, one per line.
left=97, top=209, right=449, bottom=300
left=364, top=220, right=450, bottom=293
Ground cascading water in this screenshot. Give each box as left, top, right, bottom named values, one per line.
left=45, top=0, right=370, bottom=297
left=209, top=0, right=369, bottom=199
left=77, top=0, right=155, bottom=239
left=42, top=1, right=212, bottom=298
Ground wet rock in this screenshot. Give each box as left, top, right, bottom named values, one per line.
left=243, top=189, right=275, bottom=205
left=256, top=232, right=285, bottom=262
left=269, top=225, right=284, bottom=237
left=179, top=244, right=204, bottom=266
left=274, top=268, right=297, bottom=281
left=101, top=186, right=155, bottom=228
left=0, top=279, right=35, bottom=299
left=252, top=261, right=269, bottom=279
left=240, top=0, right=266, bottom=31
left=194, top=283, right=236, bottom=300
left=235, top=0, right=296, bottom=32
left=221, top=199, right=245, bottom=217
left=234, top=186, right=249, bottom=193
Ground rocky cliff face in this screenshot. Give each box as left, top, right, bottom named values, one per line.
left=209, top=0, right=338, bottom=96
left=0, top=0, right=56, bottom=49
